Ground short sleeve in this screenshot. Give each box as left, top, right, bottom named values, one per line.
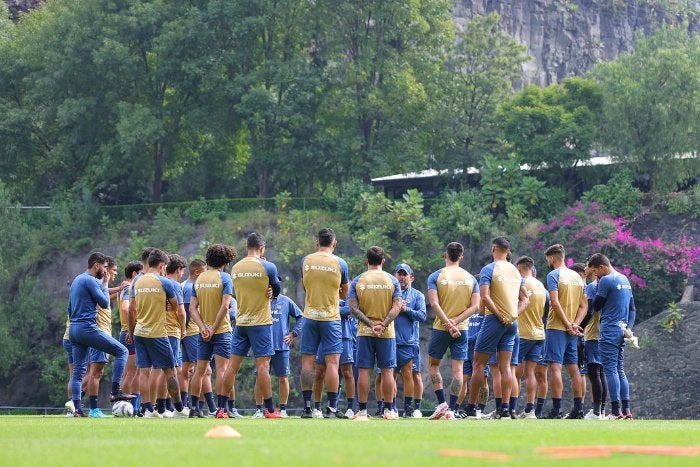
left=391, top=276, right=401, bottom=299
left=546, top=270, right=559, bottom=292
left=348, top=275, right=360, bottom=299
left=338, top=258, right=349, bottom=284
left=479, top=263, right=495, bottom=287
left=427, top=270, right=441, bottom=290
left=221, top=272, right=233, bottom=296
left=264, top=260, right=281, bottom=287
left=596, top=276, right=610, bottom=299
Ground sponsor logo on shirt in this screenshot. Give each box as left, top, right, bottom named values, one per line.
left=195, top=283, right=221, bottom=289
left=496, top=275, right=521, bottom=284
left=231, top=272, right=263, bottom=279
left=440, top=279, right=470, bottom=286
left=616, top=284, right=632, bottom=290
left=304, top=264, right=338, bottom=273
left=135, top=287, right=162, bottom=294
left=359, top=283, right=393, bottom=291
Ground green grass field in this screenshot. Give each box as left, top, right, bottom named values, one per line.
left=0, top=416, right=698, bottom=466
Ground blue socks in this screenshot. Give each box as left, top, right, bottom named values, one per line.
left=435, top=390, right=445, bottom=404
left=89, top=396, right=98, bottom=410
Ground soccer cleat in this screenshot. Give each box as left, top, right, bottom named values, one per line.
left=264, top=409, right=283, bottom=419
left=228, top=408, right=243, bottom=418
left=144, top=410, right=162, bottom=418
left=88, top=408, right=106, bottom=418
left=215, top=408, right=229, bottom=419
left=73, top=411, right=87, bottom=418
left=311, top=408, right=324, bottom=419
left=301, top=409, right=313, bottom=419
left=374, top=408, right=383, bottom=418
left=345, top=408, right=355, bottom=419
left=443, top=410, right=456, bottom=420
left=456, top=409, right=467, bottom=419
left=545, top=410, right=563, bottom=419
left=428, top=402, right=449, bottom=420
left=565, top=410, right=584, bottom=420
left=110, top=391, right=136, bottom=402
left=383, top=408, right=399, bottom=420
left=251, top=409, right=264, bottom=419
left=332, top=408, right=348, bottom=419
left=462, top=408, right=478, bottom=419
left=162, top=410, right=174, bottom=419
left=497, top=409, right=511, bottom=420
left=172, top=408, right=190, bottom=418
left=623, top=413, right=634, bottom=420
left=509, top=410, right=517, bottom=420
left=65, top=400, right=75, bottom=415
left=519, top=411, right=538, bottom=419
left=412, top=409, right=423, bottom=418
left=352, top=409, right=369, bottom=421
left=584, top=409, right=600, bottom=420
left=278, top=409, right=288, bottom=418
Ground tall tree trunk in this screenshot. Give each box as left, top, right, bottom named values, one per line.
left=152, top=143, right=164, bottom=203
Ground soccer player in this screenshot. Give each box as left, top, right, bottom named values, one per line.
left=427, top=242, right=480, bottom=420
left=543, top=244, right=587, bottom=419
left=586, top=253, right=636, bottom=420
left=514, top=256, right=548, bottom=419
left=464, top=237, right=528, bottom=420
left=152, top=254, right=187, bottom=416
left=300, top=228, right=350, bottom=419
left=188, top=244, right=236, bottom=418
left=348, top=246, right=402, bottom=420
left=579, top=266, right=607, bottom=419
left=129, top=249, right=189, bottom=418
left=253, top=293, right=303, bottom=417
left=180, top=258, right=205, bottom=414
left=457, top=312, right=490, bottom=418
left=118, top=260, right=143, bottom=411
left=393, top=263, right=426, bottom=418
left=220, top=233, right=282, bottom=419
left=84, top=256, right=120, bottom=417
left=68, top=252, right=132, bottom=417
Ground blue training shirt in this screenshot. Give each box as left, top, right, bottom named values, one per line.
left=271, top=295, right=303, bottom=351
left=594, top=271, right=636, bottom=330
left=339, top=299, right=358, bottom=341
left=394, top=286, right=426, bottom=346
left=68, top=272, right=110, bottom=324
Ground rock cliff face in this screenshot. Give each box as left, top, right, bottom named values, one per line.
left=455, top=0, right=699, bottom=85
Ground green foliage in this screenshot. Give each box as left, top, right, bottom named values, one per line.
left=592, top=25, right=700, bottom=191
left=582, top=170, right=643, bottom=218
left=429, top=190, right=493, bottom=247
left=499, top=77, right=603, bottom=192
left=428, top=13, right=527, bottom=177
left=663, top=187, right=700, bottom=218
left=479, top=154, right=547, bottom=218
left=659, top=302, right=683, bottom=333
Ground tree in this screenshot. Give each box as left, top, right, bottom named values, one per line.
left=428, top=13, right=527, bottom=183
left=314, top=0, right=454, bottom=183
left=592, top=25, right=700, bottom=191
left=499, top=77, right=603, bottom=194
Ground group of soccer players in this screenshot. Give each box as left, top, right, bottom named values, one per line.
left=63, top=228, right=637, bottom=421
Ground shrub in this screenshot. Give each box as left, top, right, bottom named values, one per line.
left=530, top=202, right=698, bottom=321
left=581, top=169, right=643, bottom=218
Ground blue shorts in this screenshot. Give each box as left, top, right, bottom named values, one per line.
left=88, top=347, right=108, bottom=364
left=411, top=345, right=421, bottom=373
left=301, top=319, right=342, bottom=356
left=518, top=338, right=545, bottom=364
left=316, top=338, right=355, bottom=365
left=396, top=344, right=418, bottom=370
left=168, top=336, right=182, bottom=368
left=585, top=340, right=601, bottom=365
left=544, top=329, right=578, bottom=365
left=118, top=331, right=135, bottom=355
left=197, top=331, right=232, bottom=361
left=429, top=329, right=468, bottom=361
left=270, top=350, right=290, bottom=377
left=231, top=325, right=274, bottom=358
left=181, top=335, right=198, bottom=363
left=357, top=336, right=396, bottom=369
left=63, top=339, right=73, bottom=364
left=474, top=315, right=517, bottom=356
left=134, top=336, right=176, bottom=369
left=511, top=333, right=520, bottom=365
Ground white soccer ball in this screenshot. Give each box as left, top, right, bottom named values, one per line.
left=112, top=400, right=134, bottom=417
